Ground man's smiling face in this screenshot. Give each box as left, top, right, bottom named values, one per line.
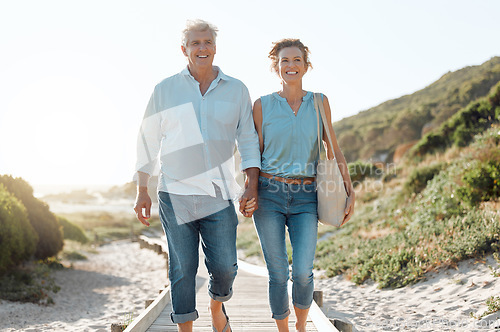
left=182, top=30, right=216, bottom=70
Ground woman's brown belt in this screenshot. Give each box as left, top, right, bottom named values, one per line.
left=259, top=172, right=316, bottom=185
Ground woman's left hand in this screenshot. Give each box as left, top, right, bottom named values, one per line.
left=242, top=197, right=257, bottom=217
left=239, top=190, right=258, bottom=218
left=340, top=187, right=355, bottom=226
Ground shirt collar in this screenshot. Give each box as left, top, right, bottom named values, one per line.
left=180, top=66, right=229, bottom=82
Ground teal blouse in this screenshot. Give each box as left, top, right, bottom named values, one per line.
left=260, top=92, right=323, bottom=178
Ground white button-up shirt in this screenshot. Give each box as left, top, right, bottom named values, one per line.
left=135, top=66, right=261, bottom=201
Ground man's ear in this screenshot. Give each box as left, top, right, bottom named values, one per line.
left=181, top=45, right=187, bottom=57
left=214, top=45, right=216, bottom=55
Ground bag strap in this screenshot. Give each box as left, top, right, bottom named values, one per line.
left=314, top=93, right=335, bottom=160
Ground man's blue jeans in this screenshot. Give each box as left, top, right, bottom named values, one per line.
left=253, top=176, right=318, bottom=320
left=158, top=191, right=238, bottom=324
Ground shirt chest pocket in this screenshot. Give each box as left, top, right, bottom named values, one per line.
left=212, top=101, right=238, bottom=125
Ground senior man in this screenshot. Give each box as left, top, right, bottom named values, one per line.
left=133, top=19, right=260, bottom=332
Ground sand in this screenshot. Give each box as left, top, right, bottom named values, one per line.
left=317, top=255, right=500, bottom=331
left=0, top=240, right=167, bottom=332
left=1, top=240, right=498, bottom=331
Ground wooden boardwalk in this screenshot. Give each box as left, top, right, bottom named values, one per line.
left=146, top=254, right=318, bottom=331
left=125, top=237, right=339, bottom=332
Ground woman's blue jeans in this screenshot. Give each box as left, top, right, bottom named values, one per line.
left=253, top=176, right=318, bottom=320
left=158, top=191, right=238, bottom=324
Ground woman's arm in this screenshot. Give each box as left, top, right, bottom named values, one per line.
left=321, top=95, right=355, bottom=224
left=253, top=98, right=264, bottom=154
left=238, top=98, right=265, bottom=217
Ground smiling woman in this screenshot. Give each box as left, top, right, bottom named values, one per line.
left=1, top=75, right=122, bottom=186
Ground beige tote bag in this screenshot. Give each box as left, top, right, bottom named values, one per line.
left=314, top=93, right=348, bottom=227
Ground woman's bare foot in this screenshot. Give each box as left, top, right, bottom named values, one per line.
left=210, top=299, right=230, bottom=332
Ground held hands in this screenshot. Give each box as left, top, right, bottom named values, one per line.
left=134, top=190, right=152, bottom=227
left=239, top=187, right=258, bottom=218
left=239, top=167, right=260, bottom=218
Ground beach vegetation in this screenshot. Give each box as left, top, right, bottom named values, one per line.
left=456, top=159, right=500, bottom=206
left=0, top=260, right=61, bottom=304
left=0, top=185, right=38, bottom=274
left=111, top=312, right=134, bottom=331
left=57, top=216, right=89, bottom=244
left=122, top=312, right=134, bottom=329
left=348, top=161, right=382, bottom=185
left=403, top=162, right=444, bottom=195
left=470, top=296, right=500, bottom=319
left=489, top=265, right=500, bottom=278
left=55, top=211, right=162, bottom=245
left=0, top=175, right=63, bottom=260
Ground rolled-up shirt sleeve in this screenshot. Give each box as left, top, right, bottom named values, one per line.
left=236, top=86, right=261, bottom=171
left=135, top=86, right=162, bottom=177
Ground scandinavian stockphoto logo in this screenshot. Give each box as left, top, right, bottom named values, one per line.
left=137, top=102, right=239, bottom=225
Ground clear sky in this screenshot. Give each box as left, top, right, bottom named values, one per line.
left=1, top=0, right=499, bottom=188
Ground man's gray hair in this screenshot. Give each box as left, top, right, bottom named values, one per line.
left=182, top=19, right=218, bottom=47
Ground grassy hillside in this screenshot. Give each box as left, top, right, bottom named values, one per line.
left=335, top=56, right=500, bottom=162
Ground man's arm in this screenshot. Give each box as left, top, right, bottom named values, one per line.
left=133, top=86, right=161, bottom=226
left=239, top=167, right=259, bottom=217
left=236, top=87, right=261, bottom=217
left=134, top=171, right=152, bottom=226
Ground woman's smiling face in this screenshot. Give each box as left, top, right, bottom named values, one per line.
left=277, top=46, right=307, bottom=83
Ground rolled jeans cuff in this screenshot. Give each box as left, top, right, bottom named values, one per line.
left=293, top=301, right=312, bottom=310
left=272, top=309, right=291, bottom=320
left=208, top=288, right=233, bottom=302
left=170, top=310, right=199, bottom=324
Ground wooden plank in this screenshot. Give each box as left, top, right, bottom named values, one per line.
left=239, top=258, right=338, bottom=331
left=123, top=286, right=171, bottom=332
left=308, top=300, right=339, bottom=332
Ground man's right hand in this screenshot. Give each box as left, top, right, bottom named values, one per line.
left=134, top=189, right=151, bottom=227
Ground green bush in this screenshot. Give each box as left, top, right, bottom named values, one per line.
left=488, top=81, right=500, bottom=108
left=0, top=185, right=38, bottom=274
left=348, top=161, right=382, bottom=185
left=404, top=163, right=444, bottom=195
left=57, top=216, right=89, bottom=244
left=451, top=101, right=493, bottom=147
left=411, top=92, right=499, bottom=157
left=411, top=132, right=447, bottom=156
left=0, top=175, right=63, bottom=259
left=0, top=261, right=61, bottom=304
left=457, top=160, right=500, bottom=206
